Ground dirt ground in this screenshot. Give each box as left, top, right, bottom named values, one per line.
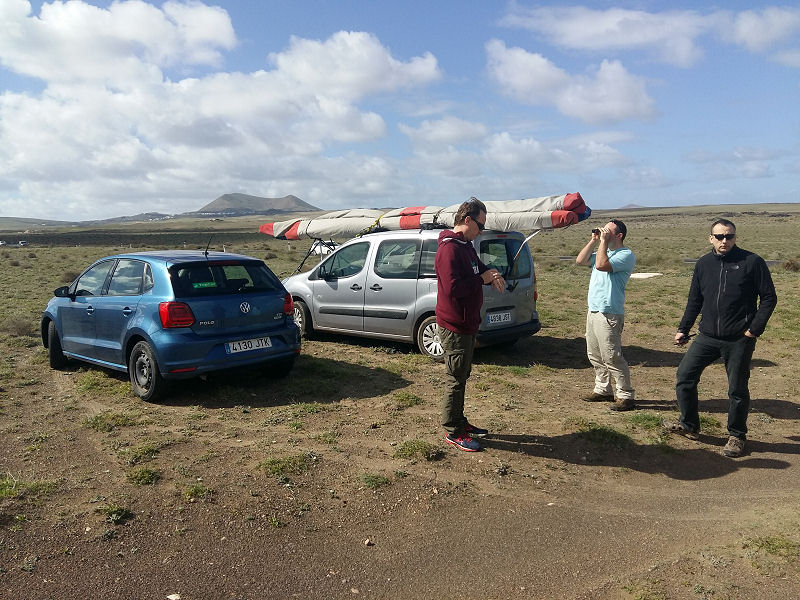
left=2, top=306, right=799, bottom=600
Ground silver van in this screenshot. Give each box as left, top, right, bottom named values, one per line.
left=282, top=229, right=540, bottom=359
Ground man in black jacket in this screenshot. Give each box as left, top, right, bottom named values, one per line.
left=670, top=219, right=777, bottom=457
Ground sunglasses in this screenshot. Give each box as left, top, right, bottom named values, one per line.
left=472, top=217, right=485, bottom=232
left=712, top=233, right=735, bottom=241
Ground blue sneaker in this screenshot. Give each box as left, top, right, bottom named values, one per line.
left=445, top=433, right=481, bottom=452
left=464, top=422, right=488, bottom=437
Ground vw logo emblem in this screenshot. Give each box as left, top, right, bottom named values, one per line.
left=239, top=302, right=251, bottom=314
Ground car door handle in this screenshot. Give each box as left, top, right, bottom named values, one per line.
left=122, top=307, right=133, bottom=316
left=350, top=284, right=362, bottom=291
left=369, top=284, right=383, bottom=291
left=86, top=306, right=94, bottom=314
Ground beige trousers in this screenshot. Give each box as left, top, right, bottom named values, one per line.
left=585, top=311, right=635, bottom=400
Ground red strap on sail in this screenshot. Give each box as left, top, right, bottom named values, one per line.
left=550, top=210, right=579, bottom=228
left=562, top=192, right=585, bottom=213
left=283, top=221, right=302, bottom=240
left=399, top=206, right=424, bottom=229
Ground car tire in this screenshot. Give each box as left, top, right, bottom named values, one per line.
left=128, top=341, right=166, bottom=402
left=47, top=321, right=68, bottom=369
left=293, top=299, right=313, bottom=338
left=415, top=315, right=444, bottom=362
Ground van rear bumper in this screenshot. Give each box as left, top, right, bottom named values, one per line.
left=476, top=319, right=541, bottom=347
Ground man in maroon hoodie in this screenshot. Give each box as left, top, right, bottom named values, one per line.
left=435, top=197, right=506, bottom=451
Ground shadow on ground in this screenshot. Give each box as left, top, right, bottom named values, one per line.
left=482, top=431, right=797, bottom=481
left=479, top=334, right=778, bottom=370
left=633, top=397, right=799, bottom=420
left=134, top=354, right=411, bottom=408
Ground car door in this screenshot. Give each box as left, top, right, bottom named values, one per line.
left=363, top=237, right=422, bottom=338
left=478, top=234, right=536, bottom=329
left=59, top=260, right=116, bottom=358
left=309, top=241, right=370, bottom=332
left=92, top=259, right=149, bottom=366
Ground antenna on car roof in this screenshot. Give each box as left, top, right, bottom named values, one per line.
left=204, top=235, right=213, bottom=258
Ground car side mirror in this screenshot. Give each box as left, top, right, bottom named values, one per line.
left=53, top=285, right=72, bottom=298
left=318, top=264, right=330, bottom=280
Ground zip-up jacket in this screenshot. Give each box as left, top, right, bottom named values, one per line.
left=678, top=245, right=777, bottom=339
left=435, top=229, right=488, bottom=335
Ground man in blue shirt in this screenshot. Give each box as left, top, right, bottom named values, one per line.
left=576, top=219, right=636, bottom=411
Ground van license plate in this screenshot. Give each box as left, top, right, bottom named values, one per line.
left=226, top=336, right=272, bottom=354
left=487, top=312, right=511, bottom=324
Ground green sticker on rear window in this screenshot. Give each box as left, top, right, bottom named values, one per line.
left=192, top=281, right=217, bottom=288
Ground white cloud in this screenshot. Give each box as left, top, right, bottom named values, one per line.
left=686, top=147, right=780, bottom=181
left=0, top=2, right=442, bottom=220
left=399, top=116, right=488, bottom=145
left=499, top=5, right=709, bottom=67
left=0, top=0, right=236, bottom=84
left=771, top=49, right=800, bottom=68
left=268, top=31, right=440, bottom=101
left=726, top=7, right=800, bottom=53
left=485, top=40, right=655, bottom=124
left=500, top=5, right=800, bottom=65
left=620, top=167, right=674, bottom=189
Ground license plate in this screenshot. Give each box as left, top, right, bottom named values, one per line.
left=487, top=311, right=511, bottom=324
left=225, top=336, right=272, bottom=354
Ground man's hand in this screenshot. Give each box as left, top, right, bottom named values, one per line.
left=744, top=330, right=756, bottom=338
left=599, top=227, right=615, bottom=244
left=674, top=332, right=691, bottom=346
left=481, top=268, right=506, bottom=293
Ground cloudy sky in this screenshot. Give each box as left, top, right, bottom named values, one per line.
left=1, top=1, right=799, bottom=221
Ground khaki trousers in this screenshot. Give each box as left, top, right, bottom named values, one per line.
left=585, top=311, right=634, bottom=400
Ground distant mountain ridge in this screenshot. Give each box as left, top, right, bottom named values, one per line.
left=195, top=193, right=318, bottom=215
left=0, top=193, right=320, bottom=229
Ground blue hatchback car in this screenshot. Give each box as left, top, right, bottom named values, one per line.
left=41, top=250, right=301, bottom=401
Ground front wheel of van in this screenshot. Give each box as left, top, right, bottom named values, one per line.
left=416, top=315, right=444, bottom=362
left=293, top=299, right=312, bottom=338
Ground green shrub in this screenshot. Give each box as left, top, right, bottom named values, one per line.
left=393, top=439, right=444, bottom=461
left=127, top=467, right=161, bottom=485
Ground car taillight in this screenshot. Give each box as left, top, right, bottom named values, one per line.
left=159, top=302, right=195, bottom=328
left=283, top=293, right=293, bottom=316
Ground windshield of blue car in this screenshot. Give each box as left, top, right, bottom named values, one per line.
left=169, top=261, right=282, bottom=297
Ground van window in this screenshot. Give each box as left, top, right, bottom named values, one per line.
left=321, top=242, right=369, bottom=279
left=374, top=239, right=421, bottom=279
left=479, top=239, right=531, bottom=280
left=419, top=239, right=438, bottom=278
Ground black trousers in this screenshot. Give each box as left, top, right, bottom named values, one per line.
left=675, top=332, right=757, bottom=439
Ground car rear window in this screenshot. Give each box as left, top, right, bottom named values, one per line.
left=170, top=260, right=282, bottom=297
left=479, top=238, right=532, bottom=280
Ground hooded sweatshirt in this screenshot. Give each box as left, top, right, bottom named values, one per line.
left=434, top=229, right=488, bottom=335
